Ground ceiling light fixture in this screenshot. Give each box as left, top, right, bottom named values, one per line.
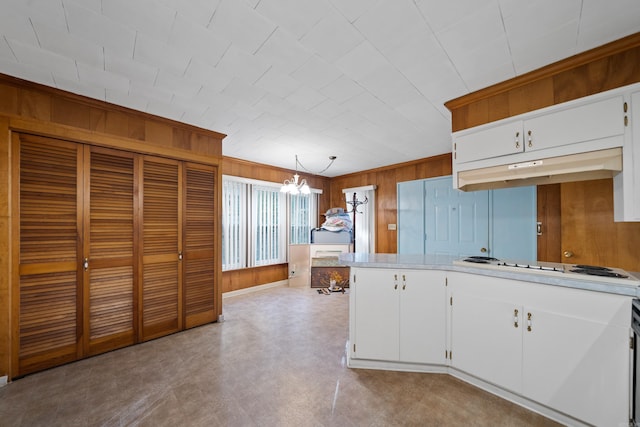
left=280, top=155, right=336, bottom=195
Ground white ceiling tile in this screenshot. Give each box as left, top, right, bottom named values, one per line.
left=0, top=57, right=54, bottom=86
left=319, top=75, right=364, bottom=104
left=510, top=21, right=580, bottom=75
left=53, top=74, right=105, bottom=101
left=130, top=81, right=174, bottom=104
left=134, top=33, right=191, bottom=77
left=31, top=19, right=104, bottom=69
left=415, top=0, right=494, bottom=33
left=335, top=41, right=388, bottom=82
left=215, top=45, right=271, bottom=84
left=502, top=0, right=581, bottom=45
left=254, top=68, right=301, bottom=98
left=0, top=38, right=15, bottom=61
left=300, top=10, right=363, bottom=62
left=577, top=0, right=640, bottom=51
left=1, top=0, right=638, bottom=177
left=63, top=0, right=102, bottom=13
left=327, top=0, right=378, bottom=23
left=309, top=98, right=348, bottom=120
left=253, top=94, right=293, bottom=116
left=155, top=0, right=221, bottom=28
left=208, top=0, right=276, bottom=54
left=184, top=59, right=233, bottom=93
left=0, top=6, right=39, bottom=46
left=221, top=77, right=267, bottom=106
left=24, top=0, right=67, bottom=29
left=102, top=0, right=176, bottom=43
left=105, top=89, right=149, bottom=112
left=255, top=0, right=332, bottom=40
left=77, top=63, right=130, bottom=93
left=255, top=27, right=313, bottom=74
left=286, top=86, right=327, bottom=110
left=435, top=3, right=505, bottom=58
left=358, top=65, right=422, bottom=108
left=105, top=52, right=158, bottom=85
left=168, top=14, right=230, bottom=67
left=155, top=69, right=202, bottom=98
left=291, top=55, right=342, bottom=90
left=65, top=2, right=136, bottom=56
left=146, top=98, right=186, bottom=122
left=8, top=37, right=78, bottom=80
left=354, top=0, right=429, bottom=55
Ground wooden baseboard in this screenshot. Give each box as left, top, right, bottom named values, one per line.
left=222, top=280, right=289, bottom=298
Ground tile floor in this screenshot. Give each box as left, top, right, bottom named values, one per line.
left=0, top=286, right=561, bottom=426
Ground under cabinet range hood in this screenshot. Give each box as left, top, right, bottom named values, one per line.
left=456, top=148, right=622, bottom=192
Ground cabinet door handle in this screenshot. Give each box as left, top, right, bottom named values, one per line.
left=527, top=312, right=532, bottom=331
left=178, top=251, right=183, bottom=261
left=402, top=275, right=406, bottom=290
left=515, top=131, right=520, bottom=149
left=527, top=130, right=533, bottom=147
left=514, top=309, right=519, bottom=328
left=83, top=258, right=89, bottom=271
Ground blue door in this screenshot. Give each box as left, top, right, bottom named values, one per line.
left=424, top=176, right=489, bottom=256
left=397, top=179, right=425, bottom=254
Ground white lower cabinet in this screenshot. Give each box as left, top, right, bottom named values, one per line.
left=350, top=268, right=446, bottom=364
left=449, top=273, right=631, bottom=426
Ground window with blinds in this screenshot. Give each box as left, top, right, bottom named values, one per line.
left=252, top=185, right=286, bottom=266
left=222, top=176, right=316, bottom=271
left=289, top=193, right=318, bottom=244
left=222, top=179, right=247, bottom=271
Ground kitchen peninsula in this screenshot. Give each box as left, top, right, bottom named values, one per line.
left=339, top=253, right=639, bottom=427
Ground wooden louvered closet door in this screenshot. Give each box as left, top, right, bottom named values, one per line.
left=14, top=134, right=83, bottom=376
left=141, top=157, right=182, bottom=340
left=183, top=163, right=217, bottom=328
left=84, top=147, right=137, bottom=355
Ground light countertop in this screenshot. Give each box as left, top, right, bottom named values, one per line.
left=338, top=253, right=640, bottom=297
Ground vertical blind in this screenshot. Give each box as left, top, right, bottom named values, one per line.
left=252, top=185, right=286, bottom=266
left=289, top=193, right=318, bottom=245
left=222, top=176, right=317, bottom=271
left=222, top=179, right=247, bottom=270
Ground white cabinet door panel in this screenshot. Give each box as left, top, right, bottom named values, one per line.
left=522, top=306, right=630, bottom=427
left=352, top=269, right=399, bottom=361
left=523, top=95, right=624, bottom=153
left=399, top=271, right=446, bottom=364
left=451, top=291, right=522, bottom=393
left=454, top=120, right=524, bottom=163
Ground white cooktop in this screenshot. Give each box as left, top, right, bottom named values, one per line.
left=453, top=257, right=640, bottom=286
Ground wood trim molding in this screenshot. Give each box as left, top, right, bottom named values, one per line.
left=8, top=116, right=222, bottom=165
left=445, top=32, right=640, bottom=111
left=0, top=73, right=226, bottom=139
left=331, top=152, right=452, bottom=180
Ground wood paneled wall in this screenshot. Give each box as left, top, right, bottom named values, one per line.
left=221, top=156, right=331, bottom=293
left=445, top=32, right=640, bottom=132
left=0, top=74, right=224, bottom=381
left=445, top=32, right=640, bottom=268
left=329, top=154, right=452, bottom=254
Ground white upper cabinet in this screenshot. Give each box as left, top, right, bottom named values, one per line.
left=522, top=95, right=624, bottom=153
left=614, top=88, right=640, bottom=221
left=454, top=120, right=524, bottom=163
left=453, top=93, right=625, bottom=166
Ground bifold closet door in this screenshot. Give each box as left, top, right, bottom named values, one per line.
left=14, top=134, right=83, bottom=376
left=140, top=157, right=182, bottom=340
left=84, top=147, right=137, bottom=355
left=183, top=163, right=216, bottom=328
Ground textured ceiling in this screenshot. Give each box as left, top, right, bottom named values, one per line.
left=1, top=0, right=639, bottom=177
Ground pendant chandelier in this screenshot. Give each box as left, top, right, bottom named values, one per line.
left=280, top=154, right=336, bottom=195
